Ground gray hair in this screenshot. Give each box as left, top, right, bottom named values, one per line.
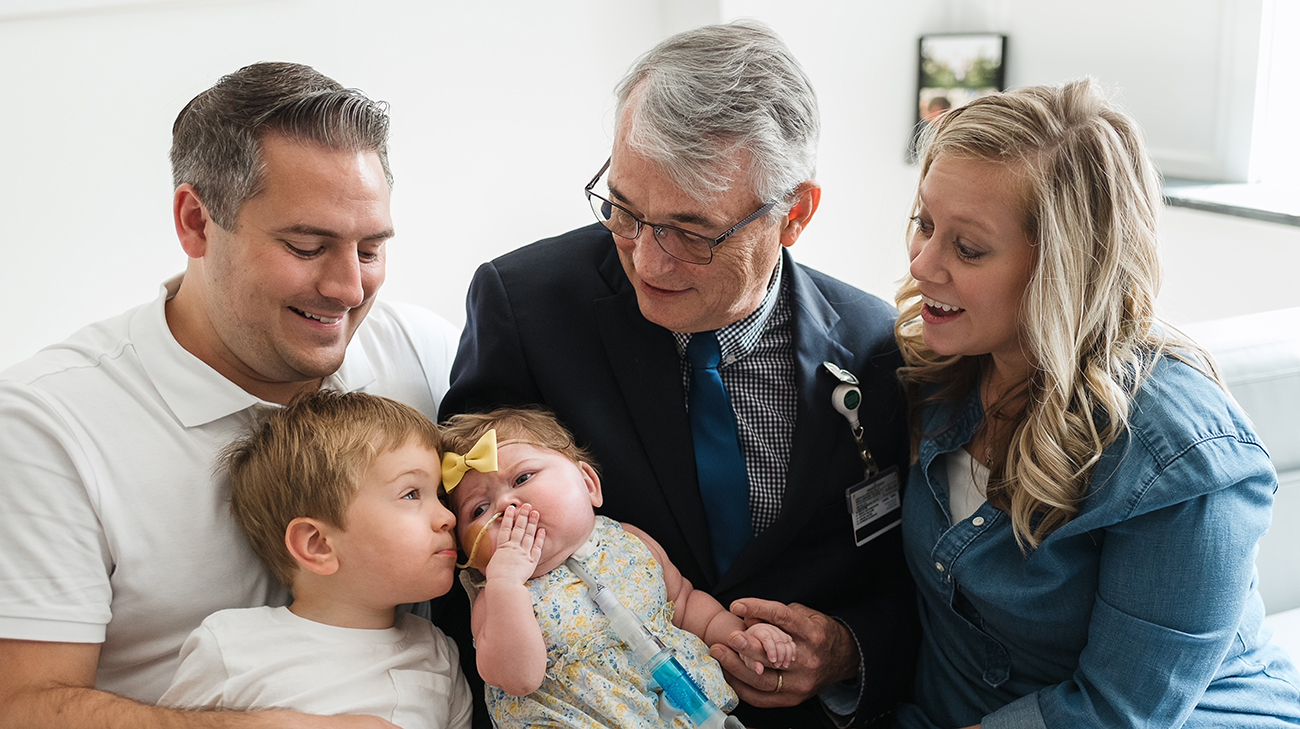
left=170, top=61, right=392, bottom=230
left=615, top=20, right=819, bottom=214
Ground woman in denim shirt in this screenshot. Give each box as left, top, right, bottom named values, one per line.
left=892, top=79, right=1300, bottom=728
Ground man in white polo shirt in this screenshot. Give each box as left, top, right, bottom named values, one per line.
left=0, top=62, right=458, bottom=728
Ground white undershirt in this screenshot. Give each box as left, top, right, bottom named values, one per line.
left=946, top=448, right=990, bottom=525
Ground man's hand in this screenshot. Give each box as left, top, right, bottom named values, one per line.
left=708, top=599, right=858, bottom=708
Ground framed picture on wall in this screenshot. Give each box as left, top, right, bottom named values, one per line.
left=911, top=33, right=1007, bottom=158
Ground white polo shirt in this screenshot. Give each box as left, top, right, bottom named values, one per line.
left=0, top=278, right=459, bottom=703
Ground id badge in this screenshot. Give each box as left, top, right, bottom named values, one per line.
left=845, top=466, right=901, bottom=546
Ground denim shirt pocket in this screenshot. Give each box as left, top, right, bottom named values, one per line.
left=950, top=585, right=1012, bottom=687
left=929, top=502, right=1013, bottom=688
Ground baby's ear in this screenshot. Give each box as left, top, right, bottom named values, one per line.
left=285, top=517, right=339, bottom=576
left=579, top=461, right=603, bottom=508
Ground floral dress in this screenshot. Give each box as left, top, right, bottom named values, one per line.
left=480, top=516, right=737, bottom=728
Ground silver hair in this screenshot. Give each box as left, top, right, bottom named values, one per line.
left=615, top=20, right=819, bottom=214
left=170, top=61, right=392, bottom=230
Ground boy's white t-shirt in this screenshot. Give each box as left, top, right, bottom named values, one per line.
left=161, top=607, right=472, bottom=729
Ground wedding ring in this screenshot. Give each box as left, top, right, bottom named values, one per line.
left=773, top=672, right=783, bottom=693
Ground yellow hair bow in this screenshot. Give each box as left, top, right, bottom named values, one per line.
left=441, top=429, right=498, bottom=492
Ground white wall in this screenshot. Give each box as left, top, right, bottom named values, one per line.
left=721, top=0, right=1300, bottom=326
left=2, top=0, right=1298, bottom=372
left=0, top=0, right=665, bottom=371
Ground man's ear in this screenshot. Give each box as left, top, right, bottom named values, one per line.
left=579, top=461, right=604, bottom=508
left=173, top=184, right=214, bottom=259
left=779, top=181, right=822, bottom=248
left=285, top=517, right=340, bottom=576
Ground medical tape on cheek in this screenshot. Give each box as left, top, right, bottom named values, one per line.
left=457, top=511, right=503, bottom=570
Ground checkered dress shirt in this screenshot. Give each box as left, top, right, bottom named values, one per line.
left=674, top=258, right=795, bottom=534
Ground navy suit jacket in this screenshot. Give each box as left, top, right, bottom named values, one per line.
left=440, top=224, right=918, bottom=727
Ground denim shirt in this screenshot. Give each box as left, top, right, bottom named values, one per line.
left=895, top=357, right=1300, bottom=729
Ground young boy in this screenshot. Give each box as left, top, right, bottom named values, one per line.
left=160, top=391, right=472, bottom=729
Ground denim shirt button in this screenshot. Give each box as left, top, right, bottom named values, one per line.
left=935, top=562, right=945, bottom=572
left=972, top=516, right=985, bottom=527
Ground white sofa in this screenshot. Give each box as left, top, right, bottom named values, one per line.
left=1183, top=308, right=1300, bottom=658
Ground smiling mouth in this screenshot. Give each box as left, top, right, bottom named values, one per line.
left=921, top=295, right=965, bottom=319
left=289, top=307, right=343, bottom=324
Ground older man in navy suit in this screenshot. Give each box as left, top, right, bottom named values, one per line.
left=441, top=21, right=917, bottom=728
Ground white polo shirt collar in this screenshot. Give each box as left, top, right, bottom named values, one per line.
left=129, top=275, right=377, bottom=428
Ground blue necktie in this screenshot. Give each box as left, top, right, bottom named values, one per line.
left=686, top=332, right=751, bottom=576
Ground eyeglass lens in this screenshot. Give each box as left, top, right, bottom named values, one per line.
left=587, top=193, right=715, bottom=264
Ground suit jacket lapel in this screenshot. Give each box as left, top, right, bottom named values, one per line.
left=718, top=253, right=854, bottom=592
left=591, top=246, right=718, bottom=585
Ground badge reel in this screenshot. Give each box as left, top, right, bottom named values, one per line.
left=823, top=362, right=902, bottom=547
left=832, top=382, right=878, bottom=478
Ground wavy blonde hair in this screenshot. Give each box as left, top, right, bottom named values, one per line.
left=895, top=78, right=1219, bottom=549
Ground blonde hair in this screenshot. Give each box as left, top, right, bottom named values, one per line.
left=439, top=402, right=595, bottom=473
left=223, top=390, right=441, bottom=588
left=896, top=78, right=1219, bottom=549
left=440, top=406, right=597, bottom=502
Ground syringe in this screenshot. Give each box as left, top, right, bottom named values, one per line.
left=565, top=558, right=746, bottom=729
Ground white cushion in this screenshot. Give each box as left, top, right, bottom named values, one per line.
left=1183, top=308, right=1300, bottom=472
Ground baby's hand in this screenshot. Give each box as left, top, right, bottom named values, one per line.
left=739, top=622, right=795, bottom=671
left=483, top=503, right=545, bottom=585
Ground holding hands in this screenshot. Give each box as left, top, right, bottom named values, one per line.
left=711, top=598, right=859, bottom=708
left=734, top=621, right=796, bottom=672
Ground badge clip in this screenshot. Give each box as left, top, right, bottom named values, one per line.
left=823, top=362, right=878, bottom=478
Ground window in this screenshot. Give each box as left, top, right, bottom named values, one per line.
left=1249, top=0, right=1300, bottom=187
left=1163, top=0, right=1300, bottom=226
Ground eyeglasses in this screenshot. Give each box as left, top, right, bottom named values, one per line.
left=583, top=157, right=776, bottom=265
